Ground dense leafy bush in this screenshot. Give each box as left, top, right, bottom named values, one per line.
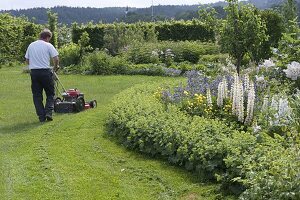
left=107, top=83, right=300, bottom=198
left=59, top=43, right=81, bottom=67
left=103, top=22, right=157, bottom=55
left=123, top=41, right=220, bottom=65
left=155, top=20, right=215, bottom=42
left=0, top=13, right=40, bottom=64
left=72, top=22, right=105, bottom=50
left=84, top=51, right=116, bottom=75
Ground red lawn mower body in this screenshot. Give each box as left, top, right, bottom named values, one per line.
left=53, top=71, right=97, bottom=113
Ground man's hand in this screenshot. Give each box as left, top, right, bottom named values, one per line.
left=53, top=65, right=60, bottom=72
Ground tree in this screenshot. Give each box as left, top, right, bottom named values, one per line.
left=78, top=31, right=92, bottom=63
left=282, top=0, right=298, bottom=25
left=255, top=9, right=284, bottom=61
left=220, top=0, right=267, bottom=73
left=47, top=10, right=58, bottom=48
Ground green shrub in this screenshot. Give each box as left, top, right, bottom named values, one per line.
left=237, top=134, right=300, bottom=200
left=107, top=83, right=300, bottom=198
left=124, top=43, right=161, bottom=64
left=59, top=43, right=81, bottom=67
left=107, top=83, right=237, bottom=180
left=122, top=41, right=220, bottom=65
left=84, top=51, right=112, bottom=75
left=155, top=20, right=215, bottom=42
left=127, top=64, right=165, bottom=76
left=199, top=54, right=228, bottom=63
left=109, top=55, right=129, bottom=74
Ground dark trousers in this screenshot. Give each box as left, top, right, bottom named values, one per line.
left=30, top=69, right=55, bottom=121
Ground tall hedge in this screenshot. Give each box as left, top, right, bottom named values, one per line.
left=71, top=20, right=216, bottom=51
left=155, top=20, right=215, bottom=42
left=71, top=22, right=105, bottom=50
left=0, top=13, right=40, bottom=64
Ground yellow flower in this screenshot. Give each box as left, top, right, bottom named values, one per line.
left=184, top=91, right=189, bottom=95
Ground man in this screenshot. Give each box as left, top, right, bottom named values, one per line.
left=25, top=29, right=59, bottom=122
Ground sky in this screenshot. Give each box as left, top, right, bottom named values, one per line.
left=0, top=0, right=223, bottom=10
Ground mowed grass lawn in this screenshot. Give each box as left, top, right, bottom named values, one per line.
left=0, top=66, right=233, bottom=200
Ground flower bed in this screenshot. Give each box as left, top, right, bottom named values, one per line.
left=106, top=82, right=300, bottom=198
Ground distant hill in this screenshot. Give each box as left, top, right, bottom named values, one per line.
left=0, top=1, right=299, bottom=24
left=0, top=4, right=227, bottom=24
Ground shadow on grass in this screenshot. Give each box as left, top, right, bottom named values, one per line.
left=0, top=121, right=43, bottom=135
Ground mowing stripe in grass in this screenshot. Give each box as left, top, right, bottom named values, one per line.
left=0, top=66, right=235, bottom=200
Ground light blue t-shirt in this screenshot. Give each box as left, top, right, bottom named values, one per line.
left=25, top=40, right=59, bottom=69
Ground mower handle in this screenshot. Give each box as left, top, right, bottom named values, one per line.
left=53, top=71, right=67, bottom=93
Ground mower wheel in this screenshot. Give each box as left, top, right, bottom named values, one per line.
left=75, top=96, right=85, bottom=112
left=54, top=97, right=62, bottom=112
left=89, top=100, right=97, bottom=108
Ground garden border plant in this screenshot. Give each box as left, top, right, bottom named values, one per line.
left=107, top=82, right=300, bottom=199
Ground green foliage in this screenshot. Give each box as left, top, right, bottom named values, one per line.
left=155, top=20, right=215, bottom=42
left=278, top=19, right=300, bottom=64
left=57, top=24, right=72, bottom=47
left=107, top=83, right=237, bottom=180
left=103, top=22, right=157, bottom=55
left=123, top=41, right=220, bottom=65
left=72, top=22, right=105, bottom=50
left=47, top=10, right=58, bottom=48
left=220, top=0, right=267, bottom=73
left=84, top=51, right=113, bottom=75
left=126, top=64, right=165, bottom=76
left=238, top=134, right=300, bottom=200
left=78, top=31, right=92, bottom=63
left=58, top=43, right=81, bottom=67
left=0, top=13, right=40, bottom=64
left=107, top=83, right=300, bottom=197
left=198, top=5, right=221, bottom=34
left=281, top=0, right=298, bottom=28
left=258, top=9, right=284, bottom=60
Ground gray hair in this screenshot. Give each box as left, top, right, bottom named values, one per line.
left=39, top=29, right=52, bottom=39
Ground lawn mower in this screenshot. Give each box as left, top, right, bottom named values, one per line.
left=53, top=72, right=97, bottom=113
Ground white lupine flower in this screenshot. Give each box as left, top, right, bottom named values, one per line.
left=206, top=88, right=213, bottom=107
left=269, top=96, right=292, bottom=126
left=278, top=98, right=292, bottom=125
left=259, top=58, right=275, bottom=69
left=255, top=75, right=265, bottom=83
left=231, top=73, right=239, bottom=115
left=238, top=80, right=244, bottom=122
left=262, top=96, right=269, bottom=111
left=270, top=96, right=279, bottom=111
left=283, top=61, right=300, bottom=80
left=244, top=74, right=250, bottom=92
left=230, top=84, right=234, bottom=100
left=165, top=49, right=174, bottom=58
left=217, top=82, right=224, bottom=107
left=222, top=77, right=228, bottom=98
left=253, top=124, right=261, bottom=133
left=245, top=81, right=255, bottom=125
left=151, top=50, right=159, bottom=57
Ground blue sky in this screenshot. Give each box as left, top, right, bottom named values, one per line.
left=0, top=0, right=223, bottom=10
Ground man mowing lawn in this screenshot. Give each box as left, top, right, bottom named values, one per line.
left=25, top=29, right=60, bottom=122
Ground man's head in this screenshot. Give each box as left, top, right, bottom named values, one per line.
left=39, top=29, right=52, bottom=42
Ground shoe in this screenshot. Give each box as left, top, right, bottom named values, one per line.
left=46, top=114, right=53, bottom=121
left=39, top=117, right=46, bottom=122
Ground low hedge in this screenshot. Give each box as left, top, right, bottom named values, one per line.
left=106, top=83, right=300, bottom=198
left=107, top=83, right=240, bottom=180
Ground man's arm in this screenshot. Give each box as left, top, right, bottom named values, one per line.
left=26, top=59, right=29, bottom=65
left=52, top=56, right=59, bottom=72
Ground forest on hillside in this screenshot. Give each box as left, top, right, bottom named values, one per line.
left=1, top=0, right=300, bottom=24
